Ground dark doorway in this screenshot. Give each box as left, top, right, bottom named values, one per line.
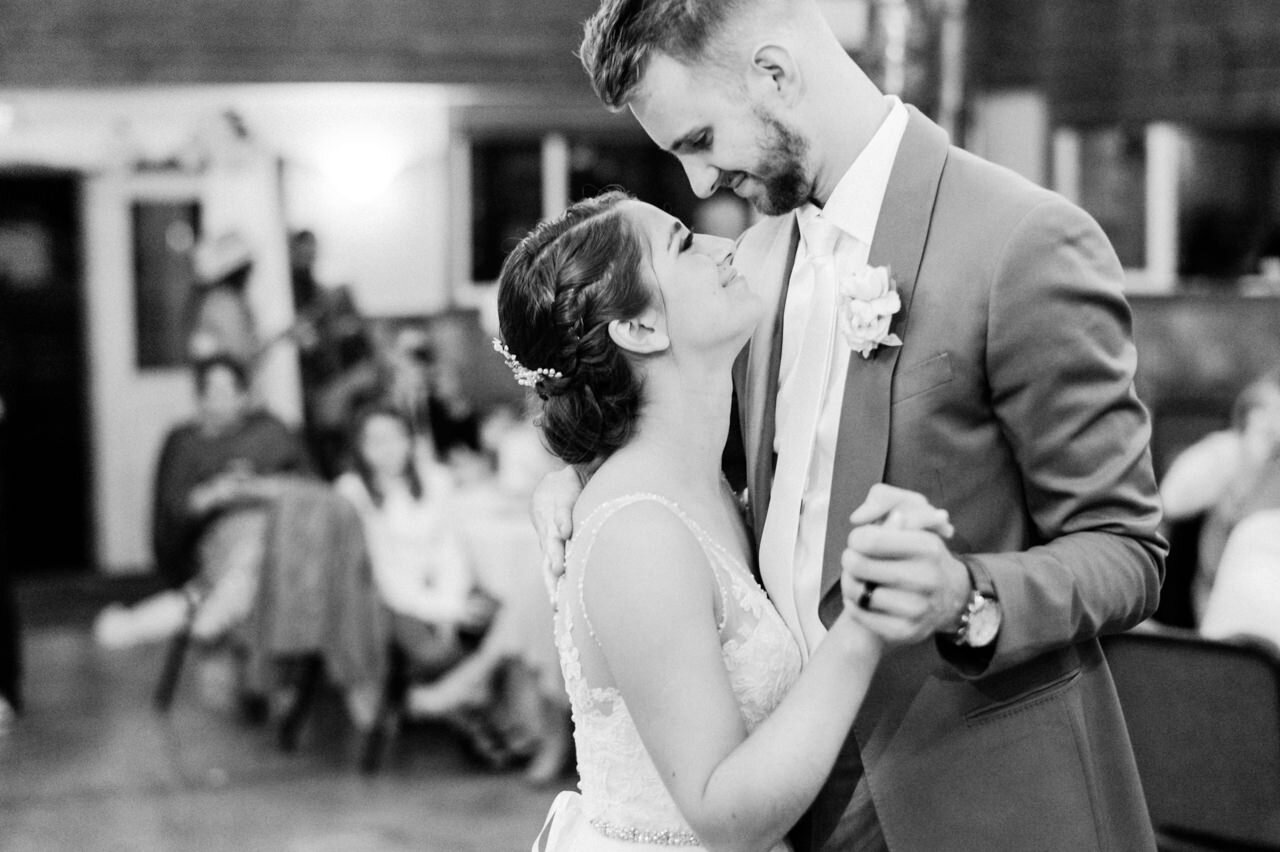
left=0, top=171, right=91, bottom=576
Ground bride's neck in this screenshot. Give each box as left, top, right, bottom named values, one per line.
left=627, top=364, right=734, bottom=494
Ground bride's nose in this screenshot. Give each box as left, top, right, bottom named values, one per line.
left=693, top=234, right=735, bottom=265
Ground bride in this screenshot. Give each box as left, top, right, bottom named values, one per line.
left=495, top=190, right=882, bottom=852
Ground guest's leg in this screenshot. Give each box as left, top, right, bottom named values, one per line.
left=525, top=695, right=573, bottom=785
left=392, top=613, right=467, bottom=678
left=190, top=510, right=268, bottom=641
left=93, top=590, right=192, bottom=648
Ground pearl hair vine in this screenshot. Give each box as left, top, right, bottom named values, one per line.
left=492, top=338, right=564, bottom=388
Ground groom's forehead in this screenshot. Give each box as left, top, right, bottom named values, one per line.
left=631, top=57, right=722, bottom=142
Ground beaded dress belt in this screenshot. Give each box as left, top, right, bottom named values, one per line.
left=590, top=817, right=701, bottom=846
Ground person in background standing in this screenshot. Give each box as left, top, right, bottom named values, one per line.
left=286, top=230, right=378, bottom=478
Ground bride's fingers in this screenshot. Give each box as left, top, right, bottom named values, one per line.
left=881, top=506, right=953, bottom=538
left=846, top=526, right=948, bottom=561
left=848, top=483, right=933, bottom=526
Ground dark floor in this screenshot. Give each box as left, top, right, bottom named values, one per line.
left=0, top=577, right=569, bottom=852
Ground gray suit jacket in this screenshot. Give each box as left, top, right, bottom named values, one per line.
left=731, top=107, right=1166, bottom=851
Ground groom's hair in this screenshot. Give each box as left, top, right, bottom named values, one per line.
left=580, top=0, right=751, bottom=109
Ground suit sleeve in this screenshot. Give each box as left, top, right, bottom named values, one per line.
left=942, top=197, right=1167, bottom=676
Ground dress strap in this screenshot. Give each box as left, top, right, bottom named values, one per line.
left=569, top=493, right=730, bottom=651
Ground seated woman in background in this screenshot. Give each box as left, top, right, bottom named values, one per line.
left=1199, top=508, right=1280, bottom=651
left=335, top=403, right=492, bottom=675
left=1161, top=368, right=1280, bottom=620
left=408, top=401, right=574, bottom=783
left=94, top=355, right=313, bottom=647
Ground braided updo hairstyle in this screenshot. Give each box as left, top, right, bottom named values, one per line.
left=496, top=191, right=653, bottom=466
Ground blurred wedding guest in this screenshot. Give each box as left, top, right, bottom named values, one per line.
left=188, top=232, right=259, bottom=365
left=94, top=356, right=312, bottom=647
left=377, top=327, right=482, bottom=465
left=286, top=230, right=378, bottom=478
left=335, top=403, right=492, bottom=676
left=1161, top=367, right=1280, bottom=619
left=426, top=359, right=482, bottom=464
left=288, top=229, right=322, bottom=313
left=409, top=404, right=573, bottom=783
left=1199, top=509, right=1280, bottom=650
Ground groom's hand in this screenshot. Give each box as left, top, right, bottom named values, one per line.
left=530, top=466, right=584, bottom=595
left=842, top=485, right=970, bottom=645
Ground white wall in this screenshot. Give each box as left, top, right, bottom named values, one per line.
left=0, top=84, right=455, bottom=572
left=241, top=86, right=455, bottom=316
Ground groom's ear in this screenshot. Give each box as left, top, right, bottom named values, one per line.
left=747, top=44, right=802, bottom=106
left=608, top=308, right=670, bottom=356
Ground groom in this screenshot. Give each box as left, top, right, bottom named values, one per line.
left=537, top=0, right=1167, bottom=849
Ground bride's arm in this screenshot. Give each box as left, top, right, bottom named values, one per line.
left=584, top=503, right=879, bottom=852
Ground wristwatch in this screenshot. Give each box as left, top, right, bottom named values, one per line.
left=952, top=588, right=1001, bottom=648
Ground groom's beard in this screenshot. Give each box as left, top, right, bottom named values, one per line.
left=742, top=109, right=811, bottom=217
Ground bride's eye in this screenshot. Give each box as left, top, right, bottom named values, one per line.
left=680, top=230, right=694, bottom=252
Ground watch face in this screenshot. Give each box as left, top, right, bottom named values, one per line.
left=966, top=596, right=1001, bottom=647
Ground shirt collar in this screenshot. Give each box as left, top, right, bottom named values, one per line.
left=798, top=96, right=909, bottom=251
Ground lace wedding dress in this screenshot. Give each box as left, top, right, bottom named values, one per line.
left=534, top=493, right=802, bottom=851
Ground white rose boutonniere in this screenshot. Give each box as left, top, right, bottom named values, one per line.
left=838, top=264, right=903, bottom=359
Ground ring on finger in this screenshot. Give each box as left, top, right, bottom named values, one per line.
left=857, top=581, right=879, bottom=611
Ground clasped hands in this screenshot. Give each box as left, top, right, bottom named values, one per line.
left=839, top=483, right=972, bottom=646
left=530, top=469, right=971, bottom=647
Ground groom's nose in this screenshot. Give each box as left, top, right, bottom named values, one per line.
left=681, top=158, right=719, bottom=199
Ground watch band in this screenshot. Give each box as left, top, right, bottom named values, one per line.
left=951, top=590, right=982, bottom=646
left=949, top=556, right=997, bottom=647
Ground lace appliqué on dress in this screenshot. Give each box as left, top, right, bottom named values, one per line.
left=554, top=493, right=803, bottom=846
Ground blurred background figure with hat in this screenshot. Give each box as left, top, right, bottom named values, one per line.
left=188, top=231, right=260, bottom=367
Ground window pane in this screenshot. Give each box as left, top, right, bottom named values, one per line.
left=471, top=140, right=542, bottom=282
left=1078, top=127, right=1146, bottom=270
left=568, top=137, right=752, bottom=238
left=1178, top=130, right=1280, bottom=282
left=569, top=138, right=701, bottom=221
left=133, top=200, right=201, bottom=369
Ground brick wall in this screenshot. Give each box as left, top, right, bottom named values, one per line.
left=3, top=0, right=1279, bottom=126
left=970, top=0, right=1280, bottom=127
left=1119, top=0, right=1280, bottom=127
left=0, top=0, right=601, bottom=87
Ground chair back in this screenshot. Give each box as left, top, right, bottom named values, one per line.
left=1102, top=629, right=1280, bottom=849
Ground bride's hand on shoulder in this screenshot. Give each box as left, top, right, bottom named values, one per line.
left=530, top=466, right=585, bottom=587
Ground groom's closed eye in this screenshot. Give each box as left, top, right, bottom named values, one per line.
left=670, top=129, right=712, bottom=154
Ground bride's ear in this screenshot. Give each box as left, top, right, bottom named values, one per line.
left=608, top=308, right=669, bottom=355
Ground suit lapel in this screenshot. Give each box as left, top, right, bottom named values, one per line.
left=818, top=107, right=951, bottom=620
left=734, top=218, right=800, bottom=550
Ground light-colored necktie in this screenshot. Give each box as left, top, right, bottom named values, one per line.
left=759, top=214, right=843, bottom=655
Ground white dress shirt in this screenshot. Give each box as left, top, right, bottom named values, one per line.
left=763, top=97, right=909, bottom=656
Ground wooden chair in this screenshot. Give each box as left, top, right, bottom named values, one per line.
left=1102, top=629, right=1280, bottom=851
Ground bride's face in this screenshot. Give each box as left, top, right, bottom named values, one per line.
left=623, top=200, right=762, bottom=353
